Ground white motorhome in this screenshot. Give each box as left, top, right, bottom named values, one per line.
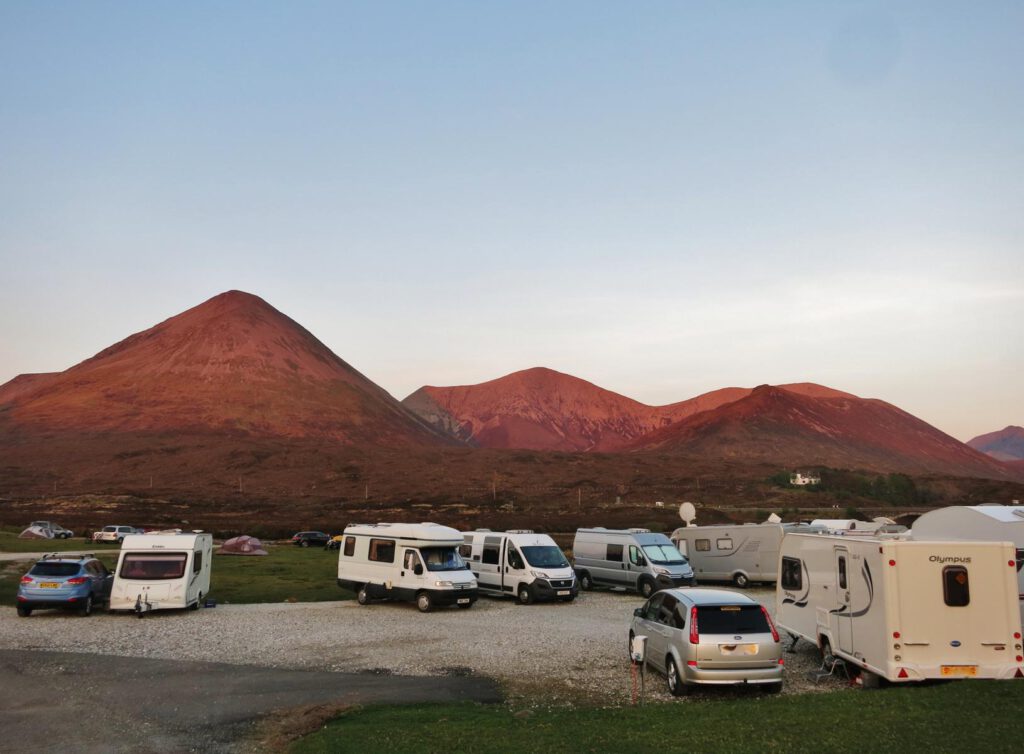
left=912, top=505, right=1024, bottom=624
left=670, top=522, right=821, bottom=587
left=110, top=531, right=212, bottom=616
left=573, top=528, right=696, bottom=598
left=460, top=529, right=577, bottom=604
left=337, top=522, right=478, bottom=612
left=776, top=532, right=1024, bottom=683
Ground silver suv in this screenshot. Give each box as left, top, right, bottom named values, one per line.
left=629, top=588, right=783, bottom=695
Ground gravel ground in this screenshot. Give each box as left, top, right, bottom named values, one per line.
left=0, top=586, right=846, bottom=705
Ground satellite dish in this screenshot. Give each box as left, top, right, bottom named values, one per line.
left=679, top=502, right=696, bottom=526
left=766, top=513, right=782, bottom=524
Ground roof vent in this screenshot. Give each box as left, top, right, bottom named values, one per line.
left=506, top=529, right=535, bottom=534
left=628, top=528, right=652, bottom=534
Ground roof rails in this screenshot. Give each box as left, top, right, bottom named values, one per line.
left=627, top=528, right=652, bottom=534
left=506, top=529, right=535, bottom=534
left=40, top=552, right=95, bottom=561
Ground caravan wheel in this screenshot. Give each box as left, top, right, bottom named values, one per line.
left=357, top=586, right=371, bottom=605
left=732, top=573, right=750, bottom=589
left=190, top=594, right=202, bottom=611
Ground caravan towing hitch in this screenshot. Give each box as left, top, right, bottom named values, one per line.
left=785, top=632, right=800, bottom=653
left=134, top=594, right=153, bottom=619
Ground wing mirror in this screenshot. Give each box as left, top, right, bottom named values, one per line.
left=414, top=564, right=423, bottom=576
left=634, top=607, right=644, bottom=618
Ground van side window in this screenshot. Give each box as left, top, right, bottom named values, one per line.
left=368, top=538, right=396, bottom=563
left=482, top=544, right=499, bottom=565
left=343, top=536, right=355, bottom=557
left=837, top=555, right=847, bottom=589
left=716, top=538, right=733, bottom=551
left=193, top=551, right=202, bottom=574
left=942, top=566, right=970, bottom=607
left=607, top=544, right=624, bottom=562
left=629, top=545, right=643, bottom=566
left=781, top=556, right=802, bottom=590
left=695, top=539, right=711, bottom=552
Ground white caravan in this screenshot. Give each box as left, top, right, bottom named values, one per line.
left=460, top=529, right=577, bottom=604
left=671, top=522, right=821, bottom=587
left=337, top=522, right=478, bottom=612
left=912, top=505, right=1024, bottom=624
left=776, top=532, right=1024, bottom=683
left=110, top=531, right=212, bottom=616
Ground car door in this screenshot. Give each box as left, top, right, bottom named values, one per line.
left=400, top=548, right=427, bottom=595
left=627, top=544, right=648, bottom=589
left=505, top=543, right=527, bottom=591
left=649, top=594, right=680, bottom=668
left=637, top=593, right=666, bottom=671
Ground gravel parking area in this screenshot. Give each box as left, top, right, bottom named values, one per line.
left=0, top=587, right=842, bottom=705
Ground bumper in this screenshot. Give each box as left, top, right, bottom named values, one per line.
left=656, top=574, right=697, bottom=589
left=18, top=587, right=92, bottom=606
left=427, top=588, right=479, bottom=606
left=683, top=663, right=783, bottom=686
left=532, top=579, right=578, bottom=600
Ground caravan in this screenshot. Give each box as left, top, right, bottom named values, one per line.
left=776, top=532, right=1024, bottom=683
left=337, top=523, right=478, bottom=612
left=110, top=531, right=212, bottom=616
left=460, top=530, right=577, bottom=604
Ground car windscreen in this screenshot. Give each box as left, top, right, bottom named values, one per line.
left=642, top=544, right=688, bottom=565
left=30, top=562, right=81, bottom=577
left=103, top=526, right=117, bottom=532
left=521, top=545, right=570, bottom=569
left=696, top=605, right=770, bottom=634
left=419, top=547, right=466, bottom=572
left=119, top=553, right=188, bottom=580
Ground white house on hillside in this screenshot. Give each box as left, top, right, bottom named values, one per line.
left=790, top=471, right=821, bottom=486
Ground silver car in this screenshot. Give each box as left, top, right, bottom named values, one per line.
left=629, top=588, right=783, bottom=695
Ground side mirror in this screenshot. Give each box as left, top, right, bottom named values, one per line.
left=414, top=564, right=423, bottom=576
left=466, top=563, right=473, bottom=570
left=634, top=607, right=644, bottom=618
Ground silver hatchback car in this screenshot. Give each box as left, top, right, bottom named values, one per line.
left=629, top=588, right=783, bottom=695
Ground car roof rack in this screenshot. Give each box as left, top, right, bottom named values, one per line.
left=40, top=552, right=95, bottom=561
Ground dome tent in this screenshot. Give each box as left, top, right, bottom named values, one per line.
left=219, top=535, right=268, bottom=556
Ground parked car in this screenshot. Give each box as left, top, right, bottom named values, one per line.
left=29, top=521, right=75, bottom=539
left=93, top=525, right=141, bottom=544
left=16, top=554, right=113, bottom=617
left=629, top=588, right=783, bottom=695
left=325, top=534, right=344, bottom=550
left=291, top=531, right=330, bottom=548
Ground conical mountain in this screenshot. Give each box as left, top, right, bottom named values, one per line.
left=967, top=426, right=1024, bottom=462
left=2, top=290, right=452, bottom=446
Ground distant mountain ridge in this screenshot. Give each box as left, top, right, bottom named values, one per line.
left=967, top=426, right=1024, bottom=462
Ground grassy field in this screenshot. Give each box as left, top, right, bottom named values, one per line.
left=1, top=543, right=352, bottom=607
left=293, top=680, right=1024, bottom=753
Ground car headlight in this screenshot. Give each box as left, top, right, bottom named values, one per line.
left=434, top=580, right=453, bottom=587
left=530, top=570, right=550, bottom=579
left=653, top=567, right=669, bottom=575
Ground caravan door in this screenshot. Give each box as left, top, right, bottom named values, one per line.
left=834, top=547, right=853, bottom=654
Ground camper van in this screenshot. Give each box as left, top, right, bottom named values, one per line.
left=671, top=522, right=820, bottom=587
left=776, top=532, right=1024, bottom=683
left=110, top=531, right=213, bottom=616
left=460, top=529, right=577, bottom=604
left=337, top=523, right=478, bottom=612
left=573, top=528, right=696, bottom=598
left=912, top=505, right=1024, bottom=624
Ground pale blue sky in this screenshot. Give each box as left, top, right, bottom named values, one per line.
left=1, top=1, right=1021, bottom=441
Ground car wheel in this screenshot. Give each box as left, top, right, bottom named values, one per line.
left=80, top=595, right=93, bottom=617
left=763, top=682, right=783, bottom=695
left=517, top=585, right=535, bottom=605
left=301, top=540, right=310, bottom=548
left=17, top=605, right=32, bottom=618
left=579, top=572, right=593, bottom=591
left=416, top=592, right=433, bottom=613
left=117, top=537, right=124, bottom=544
left=733, top=572, right=750, bottom=589
left=638, top=577, right=655, bottom=599
left=357, top=586, right=371, bottom=605
left=666, top=657, right=687, bottom=697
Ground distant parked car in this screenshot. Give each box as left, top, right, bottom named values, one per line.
left=94, top=525, right=141, bottom=544
left=29, top=521, right=74, bottom=539
left=325, top=534, right=344, bottom=550
left=16, top=554, right=113, bottom=617
left=291, top=531, right=330, bottom=548
left=628, top=588, right=783, bottom=696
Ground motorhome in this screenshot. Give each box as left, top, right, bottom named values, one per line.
left=776, top=532, right=1024, bottom=683
left=670, top=522, right=821, bottom=587
left=573, top=528, right=696, bottom=598
left=110, top=531, right=212, bottom=616
left=337, top=522, right=478, bottom=612
left=460, top=529, right=577, bottom=604
left=912, top=505, right=1024, bottom=624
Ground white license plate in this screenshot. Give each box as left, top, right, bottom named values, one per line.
left=557, top=590, right=570, bottom=596
left=457, top=598, right=470, bottom=604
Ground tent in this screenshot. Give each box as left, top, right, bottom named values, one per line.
left=18, top=525, right=55, bottom=540
left=218, top=535, right=268, bottom=556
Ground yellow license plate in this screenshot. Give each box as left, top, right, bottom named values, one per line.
left=40, top=582, right=60, bottom=589
left=940, top=665, right=977, bottom=677
left=719, top=644, right=759, bottom=656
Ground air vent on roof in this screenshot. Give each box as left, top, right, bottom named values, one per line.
left=628, top=528, right=651, bottom=533
left=506, top=529, right=534, bottom=534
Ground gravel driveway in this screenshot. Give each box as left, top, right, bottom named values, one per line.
left=0, top=587, right=842, bottom=705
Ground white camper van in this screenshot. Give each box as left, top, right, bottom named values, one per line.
left=573, top=528, right=696, bottom=598
left=671, top=522, right=821, bottom=587
left=460, top=529, right=577, bottom=604
left=776, top=532, right=1024, bottom=683
left=337, top=523, right=478, bottom=612
left=110, top=531, right=213, bottom=616
left=912, top=505, right=1024, bottom=624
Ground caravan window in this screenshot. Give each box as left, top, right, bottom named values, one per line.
left=458, top=543, right=472, bottom=559
left=695, top=539, right=711, bottom=552
left=193, top=551, right=202, bottom=574
left=343, top=537, right=355, bottom=557
left=368, top=539, right=396, bottom=563
left=837, top=556, right=847, bottom=589
left=781, top=557, right=802, bottom=590
left=119, top=553, right=187, bottom=580
left=607, top=544, right=624, bottom=562
left=716, top=538, right=733, bottom=551
left=942, top=566, right=970, bottom=607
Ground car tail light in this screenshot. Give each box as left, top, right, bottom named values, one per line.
left=689, top=605, right=699, bottom=644
left=761, top=605, right=780, bottom=642
left=778, top=658, right=785, bottom=665
left=20, top=576, right=33, bottom=584
left=66, top=576, right=89, bottom=585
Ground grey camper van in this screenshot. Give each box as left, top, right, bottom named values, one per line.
left=573, top=528, right=696, bottom=597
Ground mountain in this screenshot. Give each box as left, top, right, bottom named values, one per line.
left=628, top=385, right=1017, bottom=479
left=402, top=367, right=858, bottom=452
left=0, top=373, right=59, bottom=405
left=967, top=426, right=1024, bottom=462
left=0, top=290, right=452, bottom=446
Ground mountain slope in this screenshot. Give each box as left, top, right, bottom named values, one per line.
left=1, top=290, right=452, bottom=446
left=967, top=426, right=1024, bottom=462
left=0, top=373, right=59, bottom=406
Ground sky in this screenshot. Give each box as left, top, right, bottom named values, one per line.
left=1, top=1, right=1021, bottom=442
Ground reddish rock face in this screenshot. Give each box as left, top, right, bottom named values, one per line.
left=967, top=426, right=1024, bottom=462
left=1, top=290, right=451, bottom=446
left=0, top=373, right=59, bottom=405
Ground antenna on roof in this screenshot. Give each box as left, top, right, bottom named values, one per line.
left=679, top=502, right=696, bottom=527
